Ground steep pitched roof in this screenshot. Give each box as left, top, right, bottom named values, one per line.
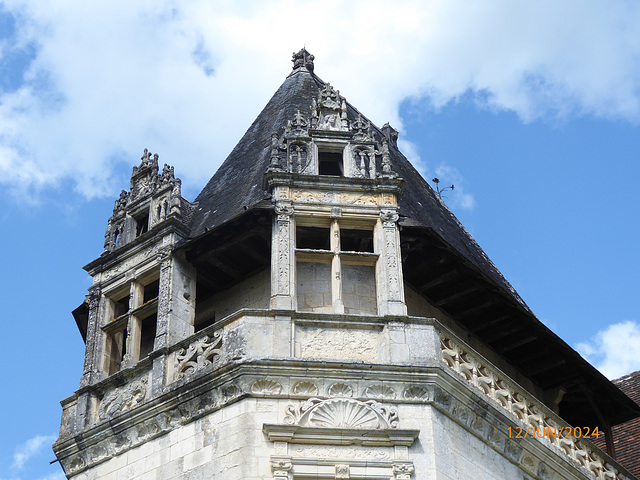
left=190, top=60, right=524, bottom=308
left=185, top=52, right=640, bottom=428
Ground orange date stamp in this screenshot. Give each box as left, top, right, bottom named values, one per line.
left=507, top=426, right=601, bottom=439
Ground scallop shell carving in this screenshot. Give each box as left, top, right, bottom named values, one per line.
left=292, top=381, right=318, bottom=396
left=328, top=382, right=354, bottom=397
left=306, top=398, right=382, bottom=428
left=251, top=379, right=282, bottom=395
left=403, top=386, right=429, bottom=400
left=222, top=384, right=241, bottom=399
left=365, top=385, right=396, bottom=399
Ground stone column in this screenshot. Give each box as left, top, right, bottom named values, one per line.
left=270, top=204, right=295, bottom=310
left=330, top=218, right=345, bottom=314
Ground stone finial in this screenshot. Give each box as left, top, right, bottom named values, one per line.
left=382, top=123, right=399, bottom=147
left=291, top=48, right=314, bottom=73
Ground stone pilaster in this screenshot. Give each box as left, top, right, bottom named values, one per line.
left=270, top=204, right=295, bottom=310
left=377, top=209, right=407, bottom=316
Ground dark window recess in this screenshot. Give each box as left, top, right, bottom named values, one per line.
left=143, top=279, right=160, bottom=304
left=341, top=229, right=374, bottom=252
left=135, top=212, right=149, bottom=237
left=139, top=314, right=157, bottom=358
left=114, top=295, right=130, bottom=318
left=318, top=151, right=343, bottom=176
left=195, top=314, right=216, bottom=333
left=108, top=330, right=126, bottom=376
left=297, top=226, right=330, bottom=250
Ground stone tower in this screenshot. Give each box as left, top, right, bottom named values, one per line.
left=54, top=49, right=640, bottom=480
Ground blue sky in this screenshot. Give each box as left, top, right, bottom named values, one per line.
left=1, top=1, right=640, bottom=479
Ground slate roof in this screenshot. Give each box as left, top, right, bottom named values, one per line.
left=185, top=53, right=640, bottom=428
left=190, top=62, right=526, bottom=308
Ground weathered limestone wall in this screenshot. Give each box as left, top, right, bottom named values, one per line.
left=297, top=262, right=377, bottom=315
left=342, top=264, right=377, bottom=314
left=68, top=398, right=273, bottom=480
left=296, top=262, right=332, bottom=313
left=207, top=269, right=270, bottom=321
left=405, top=283, right=449, bottom=320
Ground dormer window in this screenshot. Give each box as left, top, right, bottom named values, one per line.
left=318, top=148, right=344, bottom=176
left=296, top=218, right=378, bottom=315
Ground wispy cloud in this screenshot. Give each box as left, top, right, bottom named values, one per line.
left=576, top=320, right=640, bottom=379
left=12, top=434, right=56, bottom=470
left=1, top=1, right=640, bottom=199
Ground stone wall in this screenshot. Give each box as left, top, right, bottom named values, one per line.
left=206, top=269, right=270, bottom=321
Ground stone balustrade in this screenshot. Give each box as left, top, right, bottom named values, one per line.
left=440, top=333, right=629, bottom=480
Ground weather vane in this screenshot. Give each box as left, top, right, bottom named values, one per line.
left=432, top=177, right=454, bottom=199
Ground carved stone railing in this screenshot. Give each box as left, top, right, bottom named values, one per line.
left=440, top=334, right=629, bottom=480
left=173, top=331, right=222, bottom=380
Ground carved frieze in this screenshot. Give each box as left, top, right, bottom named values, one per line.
left=290, top=444, right=392, bottom=460
left=328, top=383, right=354, bottom=398
left=364, top=384, right=396, bottom=400
left=98, top=375, right=148, bottom=420
left=298, top=327, right=380, bottom=361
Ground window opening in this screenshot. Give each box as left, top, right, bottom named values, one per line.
left=318, top=150, right=344, bottom=176
left=139, top=313, right=157, bottom=358
left=296, top=218, right=378, bottom=315
left=297, top=226, right=330, bottom=250
left=340, top=229, right=374, bottom=253
left=135, top=211, right=149, bottom=237
left=113, top=295, right=130, bottom=318
left=103, top=271, right=159, bottom=375
left=143, top=279, right=159, bottom=304
left=106, top=329, right=126, bottom=376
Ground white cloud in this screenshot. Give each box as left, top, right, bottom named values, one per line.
left=0, top=0, right=639, bottom=199
left=576, top=320, right=640, bottom=379
left=12, top=434, right=57, bottom=470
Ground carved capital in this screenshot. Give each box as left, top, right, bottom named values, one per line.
left=393, top=462, right=414, bottom=479
left=275, top=204, right=294, bottom=221
left=271, top=458, right=292, bottom=480
left=85, top=289, right=101, bottom=311
left=156, top=245, right=172, bottom=264
left=380, top=209, right=399, bottom=227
